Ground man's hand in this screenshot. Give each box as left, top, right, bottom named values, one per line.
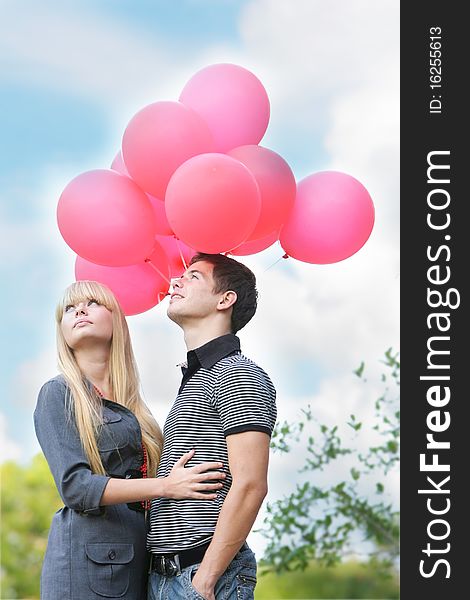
left=191, top=570, right=215, bottom=600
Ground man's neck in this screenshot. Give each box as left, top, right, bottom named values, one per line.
left=183, top=325, right=232, bottom=352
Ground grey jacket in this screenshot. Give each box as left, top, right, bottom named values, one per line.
left=34, top=376, right=149, bottom=599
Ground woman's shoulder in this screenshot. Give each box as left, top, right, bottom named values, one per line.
left=39, top=374, right=68, bottom=392
left=35, top=375, right=69, bottom=412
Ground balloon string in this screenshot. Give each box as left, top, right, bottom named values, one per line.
left=145, top=259, right=171, bottom=285
left=174, top=237, right=188, bottom=270
left=264, top=253, right=289, bottom=273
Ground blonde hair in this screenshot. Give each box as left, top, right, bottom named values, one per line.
left=55, top=280, right=163, bottom=476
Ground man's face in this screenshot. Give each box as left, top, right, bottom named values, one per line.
left=167, top=260, right=223, bottom=325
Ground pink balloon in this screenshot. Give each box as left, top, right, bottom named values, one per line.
left=227, top=145, right=296, bottom=240
left=122, top=101, right=214, bottom=198
left=57, top=169, right=157, bottom=267
left=165, top=153, right=261, bottom=253
left=75, top=242, right=170, bottom=316
left=280, top=171, right=375, bottom=264
left=156, top=235, right=196, bottom=277
left=230, top=230, right=279, bottom=256
left=148, top=195, right=173, bottom=236
left=179, top=63, right=270, bottom=152
left=110, top=151, right=129, bottom=176
left=110, top=152, right=173, bottom=236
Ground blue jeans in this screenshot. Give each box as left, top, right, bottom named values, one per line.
left=147, top=545, right=257, bottom=600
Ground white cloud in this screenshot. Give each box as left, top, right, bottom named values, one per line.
left=325, top=78, right=400, bottom=245
left=236, top=237, right=399, bottom=395
left=249, top=368, right=399, bottom=558
left=225, top=0, right=400, bottom=382
left=12, top=346, right=57, bottom=411
left=0, top=1, right=176, bottom=113
left=1, top=154, right=92, bottom=284
left=239, top=0, right=398, bottom=103
left=127, top=302, right=187, bottom=425
left=0, top=413, right=21, bottom=462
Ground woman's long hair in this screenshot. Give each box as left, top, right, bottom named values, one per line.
left=55, top=280, right=163, bottom=476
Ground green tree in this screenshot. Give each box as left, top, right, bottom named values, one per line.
left=1, top=453, right=62, bottom=599
left=259, top=349, right=399, bottom=575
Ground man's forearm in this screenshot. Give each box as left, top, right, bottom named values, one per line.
left=196, top=481, right=267, bottom=585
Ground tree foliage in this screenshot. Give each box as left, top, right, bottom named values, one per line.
left=255, top=560, right=398, bottom=599
left=259, top=349, right=400, bottom=574
left=1, top=453, right=62, bottom=599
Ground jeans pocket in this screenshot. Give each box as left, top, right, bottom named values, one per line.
left=85, top=542, right=134, bottom=597
left=236, top=566, right=257, bottom=599
left=186, top=565, right=206, bottom=599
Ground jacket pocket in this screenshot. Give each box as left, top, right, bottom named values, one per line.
left=85, top=542, right=134, bottom=597
left=98, top=410, right=127, bottom=452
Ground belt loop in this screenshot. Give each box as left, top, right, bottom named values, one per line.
left=150, top=553, right=182, bottom=577
left=150, top=540, right=211, bottom=574
left=173, top=554, right=181, bottom=575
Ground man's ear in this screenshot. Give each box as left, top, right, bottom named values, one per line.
left=217, top=290, right=237, bottom=311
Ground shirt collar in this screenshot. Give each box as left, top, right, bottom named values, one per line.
left=189, top=333, right=240, bottom=370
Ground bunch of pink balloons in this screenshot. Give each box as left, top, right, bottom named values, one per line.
left=57, top=63, right=375, bottom=316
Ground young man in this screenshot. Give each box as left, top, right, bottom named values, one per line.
left=147, top=253, right=277, bottom=600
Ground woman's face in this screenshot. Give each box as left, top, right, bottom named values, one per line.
left=61, top=298, right=113, bottom=351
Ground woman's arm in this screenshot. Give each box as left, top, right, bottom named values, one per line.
left=34, top=379, right=224, bottom=511
left=100, top=449, right=224, bottom=505
left=34, top=379, right=110, bottom=513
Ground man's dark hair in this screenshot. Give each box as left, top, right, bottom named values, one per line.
left=189, top=253, right=258, bottom=333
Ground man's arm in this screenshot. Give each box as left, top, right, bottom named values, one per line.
left=191, top=430, right=270, bottom=600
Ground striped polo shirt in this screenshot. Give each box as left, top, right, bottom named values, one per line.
left=147, top=333, right=277, bottom=553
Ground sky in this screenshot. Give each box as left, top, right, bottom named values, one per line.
left=0, top=0, right=399, bottom=559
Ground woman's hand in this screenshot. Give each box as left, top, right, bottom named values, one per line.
left=162, top=449, right=225, bottom=499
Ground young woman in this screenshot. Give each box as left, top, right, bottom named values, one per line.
left=34, top=280, right=224, bottom=599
